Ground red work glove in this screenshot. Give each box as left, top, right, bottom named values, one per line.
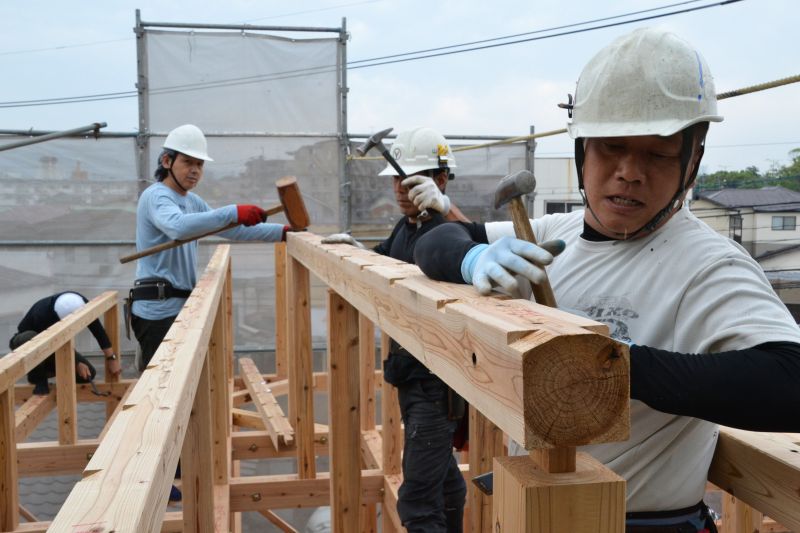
left=281, top=225, right=291, bottom=242
left=236, top=204, right=266, bottom=226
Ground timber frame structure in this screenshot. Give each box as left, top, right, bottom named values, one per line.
left=1, top=235, right=799, bottom=532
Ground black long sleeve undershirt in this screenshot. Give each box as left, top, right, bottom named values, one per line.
left=414, top=221, right=800, bottom=432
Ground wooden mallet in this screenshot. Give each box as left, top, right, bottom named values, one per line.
left=119, top=175, right=310, bottom=264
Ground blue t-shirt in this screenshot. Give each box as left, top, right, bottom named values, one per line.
left=132, top=182, right=284, bottom=319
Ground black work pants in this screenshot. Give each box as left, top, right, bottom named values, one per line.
left=27, top=350, right=96, bottom=386
left=131, top=314, right=176, bottom=371
left=396, top=378, right=466, bottom=533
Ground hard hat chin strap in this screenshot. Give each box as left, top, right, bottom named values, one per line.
left=166, top=152, right=188, bottom=193
left=575, top=126, right=703, bottom=240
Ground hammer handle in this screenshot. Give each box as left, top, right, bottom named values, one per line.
left=119, top=203, right=283, bottom=264
left=508, top=198, right=558, bottom=307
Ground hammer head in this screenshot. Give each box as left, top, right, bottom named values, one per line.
left=276, top=176, right=311, bottom=230
left=493, top=170, right=536, bottom=210
left=356, top=127, right=394, bottom=156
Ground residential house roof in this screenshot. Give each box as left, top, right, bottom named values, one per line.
left=696, top=186, right=800, bottom=212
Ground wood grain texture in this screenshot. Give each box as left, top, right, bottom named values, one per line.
left=55, top=340, right=77, bottom=445
left=327, top=290, right=362, bottom=532
left=493, top=453, right=625, bottom=533
left=380, top=331, right=402, bottom=477
left=288, top=255, right=316, bottom=479
left=274, top=241, right=289, bottom=379
left=468, top=407, right=504, bottom=533
left=709, top=427, right=800, bottom=531
left=288, top=232, right=629, bottom=449
left=1, top=389, right=19, bottom=531
left=14, top=392, right=55, bottom=443
left=48, top=246, right=230, bottom=533
left=239, top=358, right=294, bottom=449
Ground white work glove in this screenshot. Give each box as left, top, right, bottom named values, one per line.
left=320, top=233, right=366, bottom=249
left=402, top=175, right=451, bottom=215
left=461, top=237, right=565, bottom=296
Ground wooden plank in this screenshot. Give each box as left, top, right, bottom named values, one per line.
left=288, top=255, right=315, bottom=479
left=709, top=427, right=800, bottom=531
left=287, top=232, right=629, bottom=450
left=49, top=246, right=230, bottom=533
left=359, top=317, right=379, bottom=533
left=259, top=510, right=298, bottom=532
left=239, top=358, right=294, bottom=449
left=182, top=356, right=215, bottom=533
left=361, top=429, right=382, bottom=470
left=275, top=241, right=289, bottom=379
left=493, top=453, right=625, bottom=533
left=99, top=379, right=135, bottom=441
left=383, top=474, right=404, bottom=533
left=16, top=440, right=98, bottom=476
left=468, top=406, right=504, bottom=533
left=14, top=391, right=55, bottom=442
left=1, top=388, right=19, bottom=531
left=213, top=483, right=230, bottom=533
left=380, top=331, right=402, bottom=477
left=209, top=289, right=232, bottom=485
left=0, top=292, right=117, bottom=392
left=231, top=430, right=329, bottom=460
left=328, top=290, right=362, bottom=533
left=359, top=314, right=376, bottom=430
left=55, top=339, right=77, bottom=445
left=229, top=469, right=383, bottom=512
left=103, top=305, right=121, bottom=419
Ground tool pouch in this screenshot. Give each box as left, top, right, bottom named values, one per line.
left=123, top=297, right=132, bottom=340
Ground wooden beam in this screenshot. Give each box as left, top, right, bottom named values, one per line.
left=98, top=379, right=135, bottom=440
left=16, top=440, right=98, bottom=476
left=209, top=288, right=232, bottom=485
left=14, top=392, right=55, bottom=443
left=493, top=453, right=625, bottom=532
left=360, top=429, right=382, bottom=470
left=182, top=356, right=215, bottom=533
left=103, top=304, right=120, bottom=419
left=327, top=290, right=362, bottom=532
left=239, top=358, right=294, bottom=449
left=468, top=406, right=504, bottom=533
left=259, top=510, right=298, bottom=532
left=380, top=331, right=402, bottom=478
left=0, top=292, right=117, bottom=393
left=275, top=241, right=289, bottom=379
left=231, top=430, right=329, bottom=460
left=383, top=474, right=404, bottom=533
left=709, top=427, right=800, bottom=531
left=287, top=255, right=315, bottom=479
left=287, top=232, right=629, bottom=450
left=49, top=246, right=230, bottom=532
left=229, top=469, right=383, bottom=512
left=359, top=314, right=376, bottom=430
left=1, top=388, right=19, bottom=531
left=55, top=339, right=77, bottom=445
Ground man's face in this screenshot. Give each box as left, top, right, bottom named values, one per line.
left=582, top=132, right=689, bottom=238
left=164, top=152, right=205, bottom=193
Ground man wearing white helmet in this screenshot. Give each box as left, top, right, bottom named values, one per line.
left=130, top=124, right=287, bottom=371
left=323, top=127, right=468, bottom=532
left=414, top=28, right=800, bottom=531
left=8, top=292, right=120, bottom=395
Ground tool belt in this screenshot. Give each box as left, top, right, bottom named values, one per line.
left=124, top=278, right=192, bottom=339
left=625, top=501, right=716, bottom=533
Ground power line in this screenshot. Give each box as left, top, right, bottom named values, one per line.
left=0, top=0, right=743, bottom=109
left=348, top=0, right=744, bottom=70
left=347, top=0, right=707, bottom=65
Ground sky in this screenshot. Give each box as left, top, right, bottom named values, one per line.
left=0, top=0, right=797, bottom=174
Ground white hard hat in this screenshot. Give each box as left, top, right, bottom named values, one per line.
left=54, top=292, right=86, bottom=319
left=379, top=127, right=456, bottom=176
left=163, top=124, right=214, bottom=161
left=567, top=27, right=723, bottom=139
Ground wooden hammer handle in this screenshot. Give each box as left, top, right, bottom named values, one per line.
left=508, top=198, right=558, bottom=308
left=119, top=203, right=284, bottom=264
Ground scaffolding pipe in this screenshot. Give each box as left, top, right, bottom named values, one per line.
left=0, top=122, right=107, bottom=152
